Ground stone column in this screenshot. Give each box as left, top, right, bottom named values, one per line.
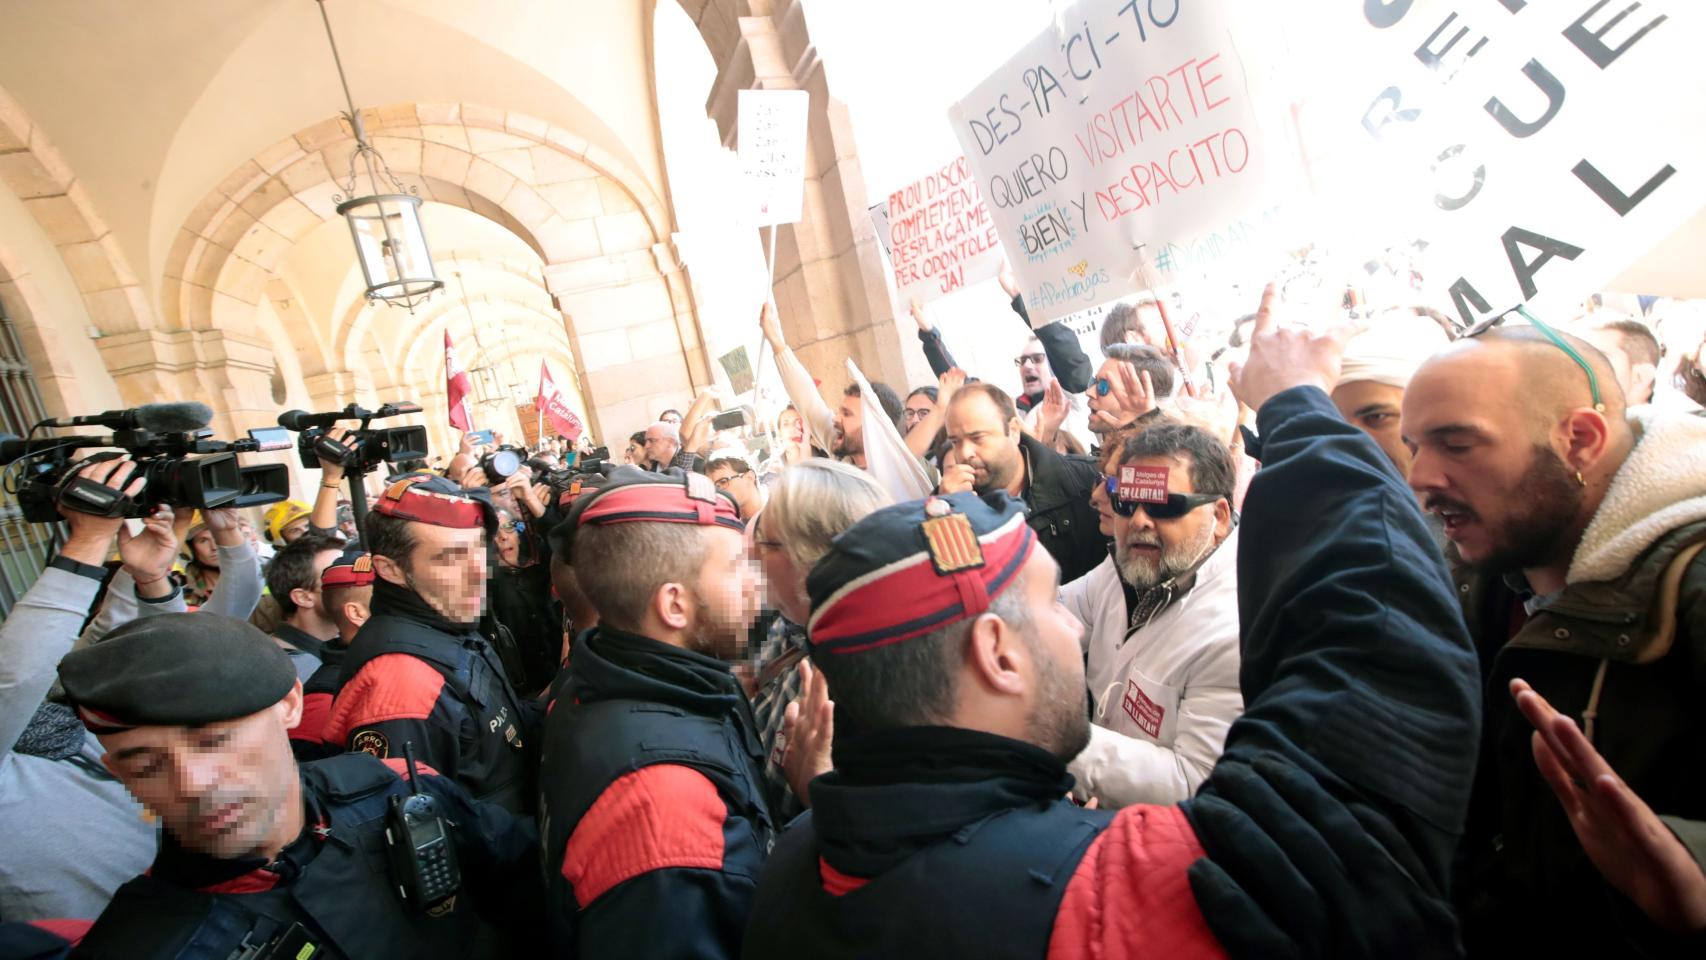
left=705, top=0, right=928, bottom=398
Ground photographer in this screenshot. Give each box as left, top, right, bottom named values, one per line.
left=86, top=505, right=263, bottom=638
left=308, top=426, right=360, bottom=546
left=0, top=459, right=168, bottom=921
left=490, top=509, right=559, bottom=697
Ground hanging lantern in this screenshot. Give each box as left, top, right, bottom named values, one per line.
left=316, top=0, right=442, bottom=311
left=336, top=191, right=441, bottom=310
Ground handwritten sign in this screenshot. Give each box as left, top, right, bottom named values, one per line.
left=1299, top=0, right=1706, bottom=325
left=884, top=157, right=1006, bottom=303
left=739, top=89, right=810, bottom=226
left=950, top=0, right=1284, bottom=324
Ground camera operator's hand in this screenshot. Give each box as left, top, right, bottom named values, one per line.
left=119, top=504, right=179, bottom=599
left=202, top=506, right=245, bottom=547
left=460, top=466, right=490, bottom=490
left=58, top=459, right=144, bottom=566
left=317, top=426, right=355, bottom=482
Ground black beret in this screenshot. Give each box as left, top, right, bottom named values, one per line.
left=806, top=492, right=1037, bottom=655
left=58, top=613, right=298, bottom=733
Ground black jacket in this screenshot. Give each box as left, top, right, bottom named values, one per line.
left=72, top=754, right=538, bottom=960
left=540, top=627, right=775, bottom=960
left=917, top=294, right=1093, bottom=407
left=1018, top=432, right=1108, bottom=584
left=328, top=582, right=536, bottom=814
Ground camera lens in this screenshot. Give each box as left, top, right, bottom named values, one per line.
left=485, top=450, right=521, bottom=480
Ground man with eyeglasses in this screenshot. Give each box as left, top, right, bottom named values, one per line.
left=1061, top=421, right=1241, bottom=808
left=706, top=456, right=763, bottom=522
left=1403, top=316, right=1706, bottom=954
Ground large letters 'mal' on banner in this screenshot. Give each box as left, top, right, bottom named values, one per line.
left=1302, top=0, right=1706, bottom=326
left=950, top=0, right=1290, bottom=325
left=739, top=89, right=810, bottom=226
left=885, top=157, right=1005, bottom=304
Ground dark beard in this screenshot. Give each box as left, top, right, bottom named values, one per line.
left=1480, top=445, right=1584, bottom=574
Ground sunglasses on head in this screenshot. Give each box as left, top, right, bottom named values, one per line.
left=1102, top=475, right=1221, bottom=520
left=1465, top=305, right=1605, bottom=411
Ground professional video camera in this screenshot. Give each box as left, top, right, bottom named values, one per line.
left=277, top=402, right=430, bottom=474
left=0, top=402, right=293, bottom=522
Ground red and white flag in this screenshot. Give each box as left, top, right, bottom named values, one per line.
left=444, top=330, right=474, bottom=432
left=536, top=361, right=584, bottom=443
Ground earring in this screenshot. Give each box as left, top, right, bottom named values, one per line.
left=1575, top=471, right=1587, bottom=487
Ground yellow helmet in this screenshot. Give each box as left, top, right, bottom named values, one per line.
left=265, top=500, right=313, bottom=543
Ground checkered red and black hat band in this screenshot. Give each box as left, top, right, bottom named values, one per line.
left=373, top=478, right=485, bottom=529
left=578, top=484, right=742, bottom=532
left=320, top=555, right=375, bottom=586
left=809, top=514, right=1035, bottom=655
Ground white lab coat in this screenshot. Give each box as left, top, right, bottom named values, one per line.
left=1060, top=529, right=1242, bottom=808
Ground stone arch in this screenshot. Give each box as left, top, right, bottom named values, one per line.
left=0, top=85, right=154, bottom=336
left=162, top=101, right=708, bottom=440
left=163, top=102, right=670, bottom=330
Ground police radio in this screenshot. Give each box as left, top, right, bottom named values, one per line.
left=384, top=742, right=461, bottom=910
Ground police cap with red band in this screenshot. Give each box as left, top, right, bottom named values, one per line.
left=555, top=464, right=743, bottom=559
left=371, top=473, right=494, bottom=532
left=57, top=613, right=297, bottom=734
left=806, top=491, right=1037, bottom=656
left=320, top=545, right=375, bottom=589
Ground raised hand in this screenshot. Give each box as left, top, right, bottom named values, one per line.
left=1512, top=678, right=1706, bottom=934
left=58, top=459, right=143, bottom=564
left=1227, top=283, right=1360, bottom=412
left=780, top=659, right=834, bottom=807
left=1035, top=377, right=1069, bottom=444
left=118, top=503, right=180, bottom=595
left=910, top=298, right=931, bottom=332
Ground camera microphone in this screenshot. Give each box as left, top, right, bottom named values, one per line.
left=47, top=402, right=213, bottom=434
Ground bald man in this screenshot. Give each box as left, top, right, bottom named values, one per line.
left=1402, top=325, right=1706, bottom=954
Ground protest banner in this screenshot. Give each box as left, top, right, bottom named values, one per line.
left=949, top=0, right=1290, bottom=324
left=1294, top=0, right=1706, bottom=326
left=536, top=361, right=584, bottom=443
left=739, top=89, right=810, bottom=227
left=884, top=156, right=1006, bottom=304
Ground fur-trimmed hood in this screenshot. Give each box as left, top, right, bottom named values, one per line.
left=1568, top=409, right=1706, bottom=584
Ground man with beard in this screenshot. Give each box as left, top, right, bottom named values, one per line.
left=539, top=467, right=767, bottom=959
left=1403, top=323, right=1706, bottom=955
left=59, top=614, right=540, bottom=959
left=743, top=297, right=1483, bottom=959
left=941, top=382, right=1107, bottom=583
left=760, top=302, right=903, bottom=470
left=1061, top=422, right=1241, bottom=807
left=324, top=475, right=536, bottom=815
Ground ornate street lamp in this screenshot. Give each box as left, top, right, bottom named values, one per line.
left=315, top=0, right=442, bottom=311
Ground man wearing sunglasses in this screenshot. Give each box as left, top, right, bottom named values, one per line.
left=1403, top=320, right=1706, bottom=954
left=1060, top=422, right=1241, bottom=808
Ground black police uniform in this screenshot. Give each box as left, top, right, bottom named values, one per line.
left=539, top=627, right=776, bottom=959
left=72, top=753, right=539, bottom=960
left=331, top=581, right=537, bottom=814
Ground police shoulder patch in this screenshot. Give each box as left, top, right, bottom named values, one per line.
left=351, top=729, right=389, bottom=759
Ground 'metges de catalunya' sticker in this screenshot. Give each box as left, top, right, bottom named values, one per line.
left=1118, top=465, right=1169, bottom=503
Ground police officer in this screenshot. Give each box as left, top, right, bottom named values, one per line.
left=290, top=545, right=375, bottom=759
left=744, top=286, right=1485, bottom=958
left=57, top=613, right=539, bottom=959
left=324, top=475, right=536, bottom=813
left=540, top=467, right=768, bottom=959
